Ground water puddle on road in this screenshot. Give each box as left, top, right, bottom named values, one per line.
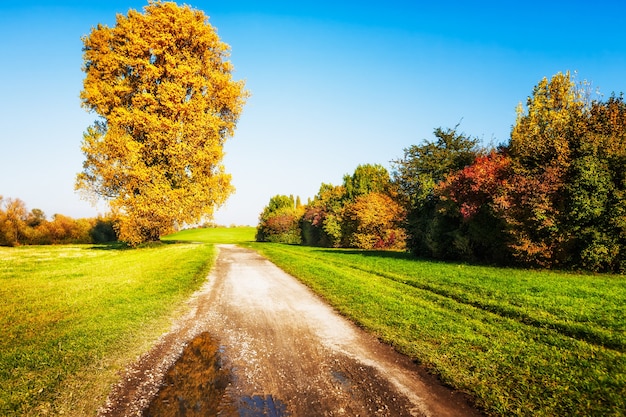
left=238, top=394, right=289, bottom=417
left=143, top=332, right=289, bottom=417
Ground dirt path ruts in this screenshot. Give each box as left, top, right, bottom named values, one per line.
left=98, top=244, right=483, bottom=416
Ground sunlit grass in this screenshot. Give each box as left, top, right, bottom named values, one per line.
left=162, top=226, right=256, bottom=244
left=0, top=242, right=216, bottom=416
left=245, top=243, right=626, bottom=417
left=6, top=224, right=623, bottom=417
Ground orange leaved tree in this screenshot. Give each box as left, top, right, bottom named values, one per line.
left=342, top=192, right=406, bottom=250
left=76, top=1, right=247, bottom=245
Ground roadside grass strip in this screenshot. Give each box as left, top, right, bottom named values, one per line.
left=0, top=243, right=216, bottom=416
left=247, top=243, right=626, bottom=417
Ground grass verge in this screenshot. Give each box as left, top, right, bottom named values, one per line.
left=244, top=243, right=626, bottom=417
left=0, top=242, right=216, bottom=416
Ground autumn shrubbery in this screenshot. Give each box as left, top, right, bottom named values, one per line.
left=0, top=196, right=117, bottom=246
left=256, top=195, right=303, bottom=244
left=258, top=164, right=407, bottom=250
left=258, top=72, right=626, bottom=273
left=429, top=74, right=626, bottom=272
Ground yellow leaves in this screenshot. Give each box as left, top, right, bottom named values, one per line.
left=77, top=1, right=247, bottom=244
left=510, top=71, right=587, bottom=172
left=343, top=193, right=407, bottom=250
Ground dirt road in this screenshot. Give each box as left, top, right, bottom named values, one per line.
left=98, top=245, right=483, bottom=417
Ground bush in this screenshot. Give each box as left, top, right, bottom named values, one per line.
left=341, top=193, right=406, bottom=250
left=256, top=195, right=303, bottom=244
left=0, top=196, right=118, bottom=246
left=90, top=217, right=118, bottom=243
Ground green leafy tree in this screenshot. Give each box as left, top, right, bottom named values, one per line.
left=26, top=209, right=46, bottom=228
left=391, top=126, right=480, bottom=257
left=393, top=127, right=480, bottom=208
left=564, top=95, right=626, bottom=271
left=342, top=164, right=392, bottom=201
left=301, top=184, right=346, bottom=247
left=256, top=195, right=303, bottom=244
left=90, top=216, right=119, bottom=243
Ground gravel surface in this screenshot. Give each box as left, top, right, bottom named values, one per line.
left=98, top=244, right=483, bottom=417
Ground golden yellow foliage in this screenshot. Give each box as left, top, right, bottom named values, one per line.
left=342, top=192, right=406, bottom=250
left=76, top=1, right=247, bottom=245
left=510, top=71, right=586, bottom=171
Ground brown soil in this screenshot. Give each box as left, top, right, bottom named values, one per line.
left=97, top=245, right=484, bottom=417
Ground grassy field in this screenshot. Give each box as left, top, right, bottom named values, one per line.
left=245, top=243, right=626, bottom=417
left=4, top=225, right=624, bottom=416
left=0, top=241, right=217, bottom=416
left=162, top=226, right=256, bottom=244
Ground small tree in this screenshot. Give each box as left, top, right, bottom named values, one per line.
left=77, top=1, right=247, bottom=245
left=26, top=209, right=46, bottom=228
left=301, top=183, right=346, bottom=247
left=90, top=216, right=119, bottom=243
left=343, top=163, right=392, bottom=201
left=0, top=197, right=28, bottom=247
left=342, top=192, right=406, bottom=249
left=256, top=195, right=303, bottom=244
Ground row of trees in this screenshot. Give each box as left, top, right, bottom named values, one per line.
left=0, top=197, right=116, bottom=246
left=257, top=72, right=626, bottom=273
left=256, top=164, right=407, bottom=250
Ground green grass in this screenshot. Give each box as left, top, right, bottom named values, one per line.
left=4, top=225, right=623, bottom=416
left=244, top=243, right=626, bottom=417
left=162, top=226, right=256, bottom=244
left=0, top=242, right=216, bottom=416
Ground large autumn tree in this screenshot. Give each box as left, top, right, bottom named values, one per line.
left=505, top=71, right=588, bottom=266
left=340, top=164, right=405, bottom=249
left=76, top=1, right=247, bottom=245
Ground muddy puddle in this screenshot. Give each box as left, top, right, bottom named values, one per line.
left=143, top=332, right=289, bottom=417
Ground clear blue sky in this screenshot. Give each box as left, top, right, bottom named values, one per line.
left=1, top=1, right=625, bottom=226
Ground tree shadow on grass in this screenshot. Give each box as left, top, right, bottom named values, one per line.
left=88, top=242, right=129, bottom=250
left=88, top=240, right=188, bottom=251
left=315, top=247, right=478, bottom=268
left=316, top=248, right=415, bottom=261
left=314, top=246, right=524, bottom=270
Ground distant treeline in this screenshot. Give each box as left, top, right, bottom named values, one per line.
left=256, top=72, right=626, bottom=273
left=0, top=197, right=117, bottom=246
